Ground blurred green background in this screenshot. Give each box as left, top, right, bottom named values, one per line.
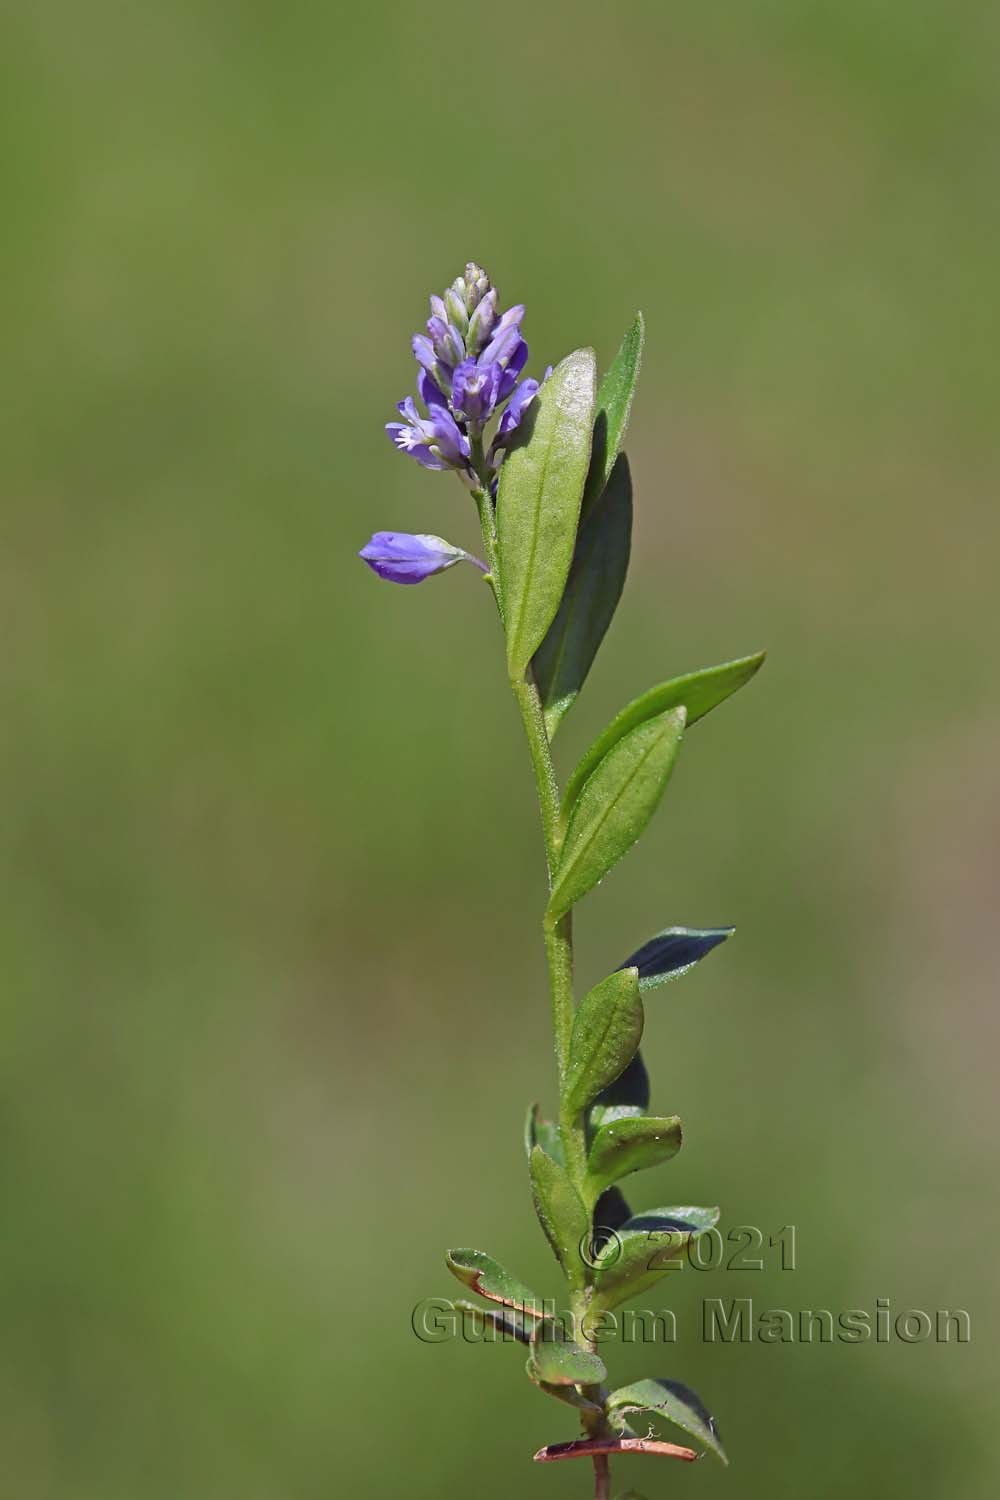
left=2, top=2, right=997, bottom=1496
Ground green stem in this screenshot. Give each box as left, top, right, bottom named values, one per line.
left=592, top=1454, right=610, bottom=1500
left=470, top=480, right=589, bottom=1183
left=470, top=474, right=601, bottom=1484
left=511, top=672, right=591, bottom=1197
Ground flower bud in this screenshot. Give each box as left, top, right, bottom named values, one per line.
left=466, top=288, right=499, bottom=354
left=452, top=357, right=502, bottom=425
left=359, top=531, right=484, bottom=585
left=445, top=286, right=469, bottom=335
left=463, top=262, right=492, bottom=312
left=426, top=316, right=466, bottom=370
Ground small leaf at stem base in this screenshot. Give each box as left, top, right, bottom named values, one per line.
left=528, top=1320, right=607, bottom=1386
left=606, top=1378, right=727, bottom=1465
left=445, top=1249, right=546, bottom=1317
left=587, top=1115, right=683, bottom=1196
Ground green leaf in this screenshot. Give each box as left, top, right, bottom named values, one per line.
left=526, top=1358, right=604, bottom=1413
left=532, top=454, right=632, bottom=738
left=591, top=1206, right=720, bottom=1310
left=445, top=1249, right=547, bottom=1317
left=582, top=313, right=644, bottom=521
left=524, top=1102, right=564, bottom=1165
left=529, top=1321, right=607, bottom=1386
left=606, top=1378, right=728, bottom=1464
left=497, top=348, right=597, bottom=676
left=451, top=1299, right=534, bottom=1345
left=549, top=707, right=686, bottom=919
left=587, top=1115, right=683, bottom=1196
left=530, top=1145, right=590, bottom=1288
left=620, top=926, right=734, bottom=992
left=564, top=652, right=765, bottom=812
left=564, top=969, right=644, bottom=1117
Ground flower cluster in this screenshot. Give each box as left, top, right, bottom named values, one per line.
left=362, top=263, right=547, bottom=585
left=386, top=263, right=544, bottom=477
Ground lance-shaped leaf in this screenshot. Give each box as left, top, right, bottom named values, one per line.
left=563, top=968, right=644, bottom=1117
left=445, top=1249, right=546, bottom=1317
left=530, top=1145, right=590, bottom=1288
left=452, top=1299, right=534, bottom=1345
left=607, top=1379, right=728, bottom=1465
left=564, top=653, right=765, bottom=811
left=582, top=313, right=644, bottom=521
left=526, top=1357, right=604, bottom=1413
left=497, top=348, right=596, bottom=676
left=532, top=454, right=632, bottom=738
left=549, top=707, right=686, bottom=919
left=591, top=1206, right=720, bottom=1311
left=620, top=926, right=734, bottom=991
left=587, top=1115, right=683, bottom=1197
left=524, top=1102, right=565, bottom=1164
left=589, top=1050, right=650, bottom=1131
left=529, top=1320, right=607, bottom=1387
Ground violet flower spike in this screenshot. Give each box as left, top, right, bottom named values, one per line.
left=358, top=531, right=487, bottom=586
left=385, top=262, right=542, bottom=480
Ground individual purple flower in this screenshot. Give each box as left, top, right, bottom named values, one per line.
left=386, top=396, right=472, bottom=472
left=359, top=531, right=486, bottom=585
left=452, top=357, right=502, bottom=425
left=480, top=322, right=528, bottom=401
left=489, top=366, right=552, bottom=466
left=412, top=333, right=453, bottom=393
left=497, top=377, right=540, bottom=439
left=426, top=316, right=466, bottom=370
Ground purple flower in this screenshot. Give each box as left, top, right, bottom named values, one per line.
left=426, top=316, right=466, bottom=370
left=452, top=357, right=502, bottom=425
left=480, top=322, right=528, bottom=401
left=497, top=377, right=540, bottom=439
left=465, top=288, right=499, bottom=354
left=417, top=368, right=449, bottom=411
left=386, top=396, right=472, bottom=472
left=387, top=263, right=545, bottom=480
left=359, top=531, right=486, bottom=585
left=489, top=366, right=552, bottom=465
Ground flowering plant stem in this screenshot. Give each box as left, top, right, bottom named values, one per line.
left=475, top=471, right=616, bottom=1495
left=472, top=479, right=582, bottom=1161
left=362, top=263, right=763, bottom=1492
